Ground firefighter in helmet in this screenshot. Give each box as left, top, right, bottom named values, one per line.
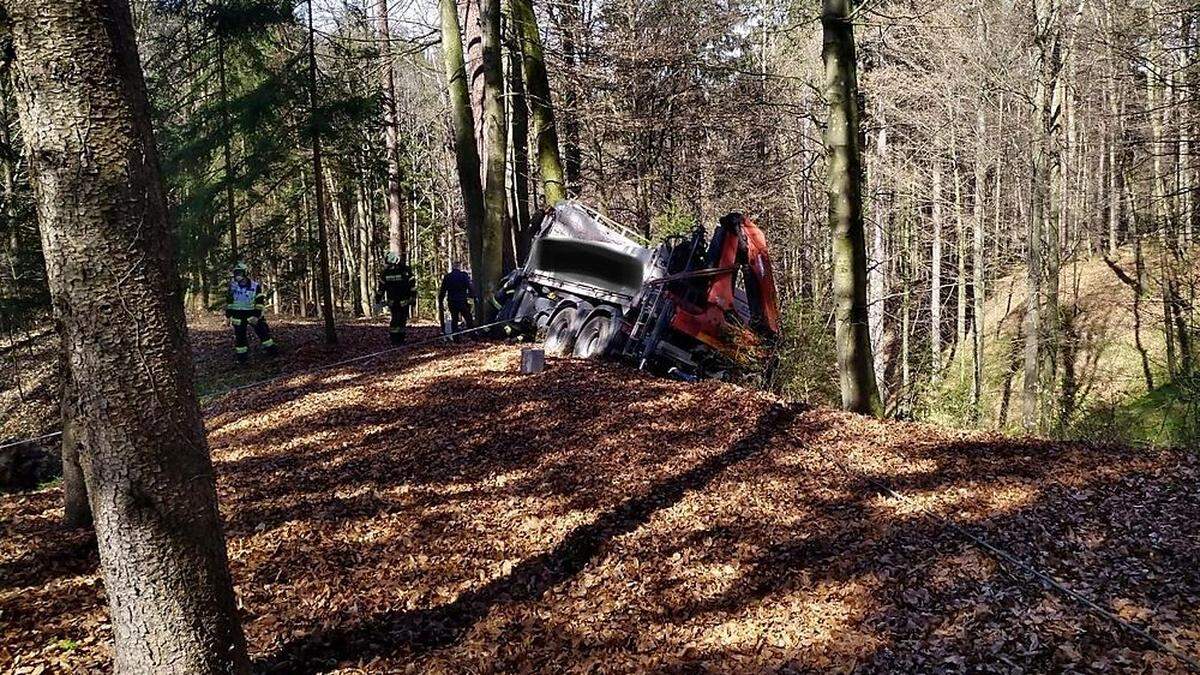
left=375, top=250, right=416, bottom=344
left=225, top=262, right=277, bottom=363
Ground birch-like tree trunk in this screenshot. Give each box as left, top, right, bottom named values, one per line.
left=972, top=104, right=987, bottom=421
left=2, top=0, right=250, bottom=669
left=822, top=0, right=880, bottom=415
left=931, top=158, right=943, bottom=381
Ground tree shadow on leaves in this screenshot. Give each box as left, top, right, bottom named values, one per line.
left=256, top=402, right=808, bottom=672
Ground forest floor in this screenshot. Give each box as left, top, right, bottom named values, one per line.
left=3, top=318, right=1200, bottom=672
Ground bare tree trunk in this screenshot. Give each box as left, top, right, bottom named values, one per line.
left=440, top=0, right=487, bottom=275
left=1024, top=0, right=1061, bottom=432
left=3, top=0, right=250, bottom=669
left=375, top=0, right=406, bottom=258
left=356, top=170, right=373, bottom=316
left=307, top=0, right=337, bottom=343
left=822, top=0, right=880, bottom=415
left=931, top=158, right=943, bottom=381
left=507, top=26, right=533, bottom=261
left=459, top=0, right=487, bottom=173
left=217, top=35, right=238, bottom=263
left=972, top=104, right=987, bottom=423
left=869, top=115, right=887, bottom=401
left=513, top=0, right=568, bottom=205
left=478, top=0, right=507, bottom=315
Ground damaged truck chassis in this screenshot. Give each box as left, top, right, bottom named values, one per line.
left=497, top=201, right=782, bottom=381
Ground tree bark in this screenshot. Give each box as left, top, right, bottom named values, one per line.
left=1024, top=0, right=1061, bottom=432
left=507, top=27, right=534, bottom=261
left=375, top=0, right=406, bottom=258
left=972, top=104, right=987, bottom=423
left=2, top=0, right=249, bottom=670
left=307, top=0, right=337, bottom=343
left=478, top=0, right=507, bottom=316
left=513, top=0, right=568, bottom=206
left=440, top=0, right=487, bottom=276
left=822, top=0, right=881, bottom=415
left=931, top=158, right=943, bottom=381
left=217, top=34, right=238, bottom=263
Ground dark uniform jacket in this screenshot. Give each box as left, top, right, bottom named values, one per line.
left=439, top=269, right=474, bottom=307
left=377, top=263, right=416, bottom=305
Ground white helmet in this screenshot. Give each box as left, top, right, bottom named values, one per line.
left=385, top=251, right=401, bottom=265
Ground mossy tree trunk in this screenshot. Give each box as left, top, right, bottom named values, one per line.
left=440, top=0, right=487, bottom=278
left=822, top=0, right=881, bottom=416
left=513, top=0, right=567, bottom=206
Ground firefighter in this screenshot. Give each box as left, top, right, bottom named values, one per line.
left=438, top=262, right=475, bottom=337
left=225, top=262, right=277, bottom=364
left=375, top=251, right=416, bottom=344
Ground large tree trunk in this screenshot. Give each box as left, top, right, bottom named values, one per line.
left=459, top=0, right=487, bottom=173
left=822, top=0, right=880, bottom=416
left=307, top=0, right=337, bottom=343
left=3, top=0, right=250, bottom=671
left=440, top=0, right=487, bottom=276
left=217, top=35, right=238, bottom=263
left=477, top=0, right=507, bottom=317
left=868, top=115, right=887, bottom=401
left=972, top=104, right=987, bottom=423
left=513, top=0, right=568, bottom=206
left=930, top=158, right=943, bottom=381
left=375, top=0, right=406, bottom=258
left=508, top=30, right=534, bottom=262
left=1024, top=0, right=1061, bottom=432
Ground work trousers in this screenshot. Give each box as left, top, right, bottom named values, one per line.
left=230, top=310, right=275, bottom=360
left=389, top=302, right=411, bottom=343
left=447, top=300, right=474, bottom=336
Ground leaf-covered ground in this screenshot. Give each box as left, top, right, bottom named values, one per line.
left=3, top=324, right=1200, bottom=673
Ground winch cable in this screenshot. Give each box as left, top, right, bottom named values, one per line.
left=0, top=320, right=513, bottom=451
left=212, top=319, right=512, bottom=399
left=807, top=433, right=1200, bottom=672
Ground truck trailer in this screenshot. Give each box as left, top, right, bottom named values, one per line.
left=497, top=201, right=781, bottom=380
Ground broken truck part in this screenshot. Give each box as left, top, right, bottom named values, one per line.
left=496, top=201, right=780, bottom=379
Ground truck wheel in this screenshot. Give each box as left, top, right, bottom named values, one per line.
left=573, top=311, right=623, bottom=359
left=544, top=304, right=580, bottom=356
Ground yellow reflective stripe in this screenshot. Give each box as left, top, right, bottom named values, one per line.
left=261, top=339, right=275, bottom=347
left=235, top=346, right=249, bottom=354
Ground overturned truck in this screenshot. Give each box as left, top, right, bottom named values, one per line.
left=497, top=201, right=781, bottom=380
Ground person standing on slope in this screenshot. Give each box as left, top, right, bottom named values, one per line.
left=438, top=262, right=476, bottom=338
left=375, top=251, right=417, bottom=344
left=225, top=262, right=277, bottom=363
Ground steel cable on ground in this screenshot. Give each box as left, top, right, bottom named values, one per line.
left=803, top=432, right=1200, bottom=672
left=0, top=320, right=513, bottom=451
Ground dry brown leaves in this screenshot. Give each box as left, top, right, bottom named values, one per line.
left=3, top=322, right=1200, bottom=673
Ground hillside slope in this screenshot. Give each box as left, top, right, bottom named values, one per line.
left=3, top=340, right=1199, bottom=672
left=923, top=247, right=1195, bottom=445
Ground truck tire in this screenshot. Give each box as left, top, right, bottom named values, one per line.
left=544, top=302, right=584, bottom=356
left=573, top=310, right=624, bottom=359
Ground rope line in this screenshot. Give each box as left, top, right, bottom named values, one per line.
left=810, top=435, right=1200, bottom=672
left=0, top=320, right=513, bottom=450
